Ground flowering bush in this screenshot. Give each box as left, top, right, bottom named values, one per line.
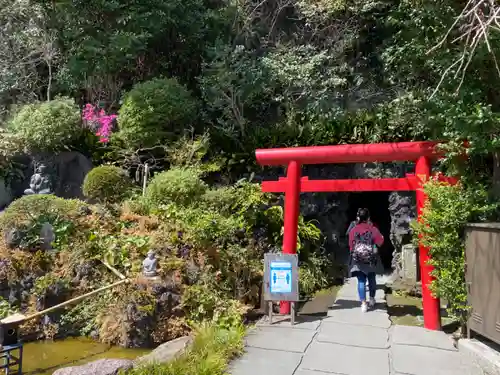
left=82, top=104, right=117, bottom=143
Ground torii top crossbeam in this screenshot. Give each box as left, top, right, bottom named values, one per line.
left=256, top=141, right=443, bottom=166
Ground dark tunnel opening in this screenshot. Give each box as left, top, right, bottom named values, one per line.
left=347, top=192, right=394, bottom=272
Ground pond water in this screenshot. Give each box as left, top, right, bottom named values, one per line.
left=21, top=337, right=149, bottom=375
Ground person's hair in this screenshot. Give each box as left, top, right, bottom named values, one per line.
left=357, top=208, right=370, bottom=223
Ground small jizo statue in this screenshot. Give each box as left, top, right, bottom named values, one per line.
left=24, top=163, right=52, bottom=195
left=40, top=222, right=55, bottom=251
left=142, top=250, right=158, bottom=277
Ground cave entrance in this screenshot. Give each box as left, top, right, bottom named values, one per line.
left=347, top=192, right=393, bottom=272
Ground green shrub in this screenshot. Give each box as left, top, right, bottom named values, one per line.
left=189, top=210, right=243, bottom=246
left=116, top=78, right=199, bottom=149
left=122, top=195, right=151, bottom=215
left=412, top=180, right=496, bottom=325
left=145, top=167, right=207, bottom=207
left=83, top=165, right=132, bottom=204
left=0, top=129, right=23, bottom=181
left=0, top=297, right=15, bottom=320
left=157, top=204, right=243, bottom=247
left=33, top=274, right=71, bottom=297
left=129, top=323, right=245, bottom=375
left=201, top=187, right=236, bottom=214
left=181, top=284, right=246, bottom=329
left=0, top=195, right=85, bottom=232
left=0, top=195, right=85, bottom=251
left=8, top=97, right=81, bottom=152
left=59, top=293, right=110, bottom=337
left=299, top=252, right=331, bottom=297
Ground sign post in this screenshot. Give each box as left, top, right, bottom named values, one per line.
left=263, top=253, right=299, bottom=325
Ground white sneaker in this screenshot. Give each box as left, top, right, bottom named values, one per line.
left=361, top=302, right=368, bottom=313
left=369, top=298, right=376, bottom=308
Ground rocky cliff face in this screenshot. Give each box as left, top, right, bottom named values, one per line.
left=389, top=191, right=416, bottom=273
left=0, top=178, right=11, bottom=210
left=8, top=151, right=92, bottom=202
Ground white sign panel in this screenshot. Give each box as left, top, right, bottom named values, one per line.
left=270, top=261, right=292, bottom=294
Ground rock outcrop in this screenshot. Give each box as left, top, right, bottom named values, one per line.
left=134, top=336, right=191, bottom=366
left=11, top=152, right=92, bottom=201
left=52, top=359, right=133, bottom=375
left=0, top=177, right=12, bottom=210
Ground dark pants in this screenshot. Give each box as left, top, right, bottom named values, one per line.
left=356, top=272, right=376, bottom=301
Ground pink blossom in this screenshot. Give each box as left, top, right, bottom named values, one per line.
left=82, top=104, right=116, bottom=144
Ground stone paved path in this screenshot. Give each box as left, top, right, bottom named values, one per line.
left=230, top=277, right=486, bottom=375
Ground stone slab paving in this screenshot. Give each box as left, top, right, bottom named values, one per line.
left=229, top=277, right=487, bottom=375
left=324, top=307, right=392, bottom=329
left=230, top=347, right=303, bottom=375
left=256, top=315, right=321, bottom=331
left=336, top=280, right=386, bottom=302
left=300, top=341, right=390, bottom=375
left=392, top=344, right=485, bottom=375
left=317, top=321, right=389, bottom=349
left=244, top=326, right=316, bottom=353
left=391, top=324, right=456, bottom=351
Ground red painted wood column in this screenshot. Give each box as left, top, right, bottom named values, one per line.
left=280, top=160, right=301, bottom=315
left=415, top=156, right=441, bottom=330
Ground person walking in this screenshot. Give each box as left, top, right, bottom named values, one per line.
left=348, top=208, right=384, bottom=312
left=346, top=208, right=377, bottom=236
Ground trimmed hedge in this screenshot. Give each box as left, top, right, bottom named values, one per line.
left=145, top=167, right=207, bottom=207
left=8, top=97, right=81, bottom=152
left=83, top=166, right=132, bottom=204
left=0, top=195, right=86, bottom=232
left=116, top=78, right=199, bottom=149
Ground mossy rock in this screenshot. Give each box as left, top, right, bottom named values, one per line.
left=83, top=166, right=133, bottom=204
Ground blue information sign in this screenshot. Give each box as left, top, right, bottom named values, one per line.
left=270, top=261, right=292, bottom=294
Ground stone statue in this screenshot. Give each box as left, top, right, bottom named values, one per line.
left=142, top=250, right=158, bottom=277
left=40, top=222, right=55, bottom=251
left=4, top=228, right=22, bottom=249
left=24, top=163, right=52, bottom=195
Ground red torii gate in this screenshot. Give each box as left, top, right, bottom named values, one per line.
left=256, top=141, right=458, bottom=331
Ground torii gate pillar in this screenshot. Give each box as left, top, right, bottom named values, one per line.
left=256, top=141, right=455, bottom=331
left=415, top=156, right=440, bottom=330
